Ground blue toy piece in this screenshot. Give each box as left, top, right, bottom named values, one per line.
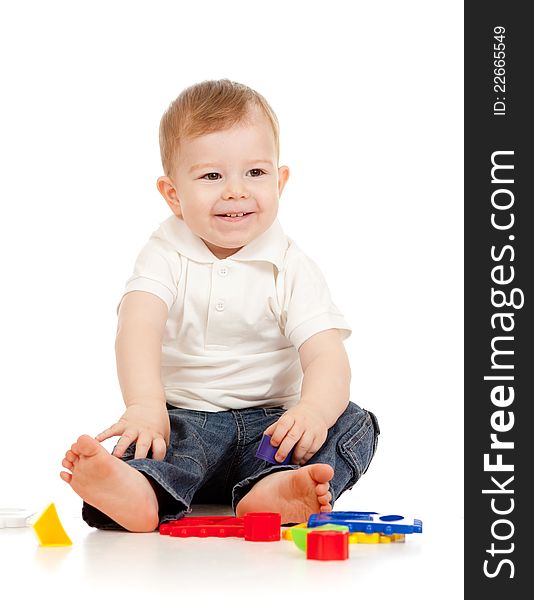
left=255, top=434, right=293, bottom=465
left=307, top=512, right=423, bottom=535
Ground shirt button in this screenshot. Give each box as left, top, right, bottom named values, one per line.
left=218, top=266, right=228, bottom=277
left=215, top=300, right=225, bottom=311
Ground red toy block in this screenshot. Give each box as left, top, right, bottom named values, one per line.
left=159, top=512, right=282, bottom=541
left=160, top=516, right=245, bottom=538
left=306, top=530, right=349, bottom=561
left=243, top=512, right=281, bottom=542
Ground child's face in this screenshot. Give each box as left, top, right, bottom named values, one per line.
left=157, top=108, right=289, bottom=259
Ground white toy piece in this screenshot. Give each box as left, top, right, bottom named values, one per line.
left=0, top=507, right=35, bottom=528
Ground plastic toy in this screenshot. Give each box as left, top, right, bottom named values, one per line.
left=243, top=512, right=281, bottom=541
left=0, top=508, right=35, bottom=528
left=160, top=516, right=245, bottom=538
left=307, top=530, right=349, bottom=561
left=290, top=524, right=349, bottom=551
left=32, top=503, right=72, bottom=547
left=348, top=532, right=405, bottom=544
left=307, top=512, right=423, bottom=536
left=282, top=522, right=307, bottom=540
left=159, top=512, right=281, bottom=541
left=284, top=522, right=406, bottom=545
left=255, top=433, right=293, bottom=465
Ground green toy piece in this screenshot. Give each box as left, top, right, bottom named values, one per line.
left=290, top=524, right=349, bottom=552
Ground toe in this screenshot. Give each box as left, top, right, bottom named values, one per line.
left=309, top=463, right=334, bottom=484
left=60, top=471, right=72, bottom=483
left=318, top=491, right=332, bottom=504
left=62, top=458, right=73, bottom=470
left=66, top=450, right=77, bottom=463
left=315, top=483, right=329, bottom=496
left=76, top=434, right=101, bottom=457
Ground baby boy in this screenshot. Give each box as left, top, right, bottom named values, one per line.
left=60, top=79, right=379, bottom=531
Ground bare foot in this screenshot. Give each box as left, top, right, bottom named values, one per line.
left=60, top=434, right=159, bottom=533
left=235, top=463, right=334, bottom=525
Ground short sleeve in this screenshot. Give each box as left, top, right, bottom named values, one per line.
left=281, top=245, right=351, bottom=349
left=117, top=235, right=181, bottom=313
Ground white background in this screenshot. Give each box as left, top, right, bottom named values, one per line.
left=0, top=0, right=463, bottom=595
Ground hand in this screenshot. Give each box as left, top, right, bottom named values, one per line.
left=263, top=404, right=328, bottom=466
left=95, top=403, right=170, bottom=460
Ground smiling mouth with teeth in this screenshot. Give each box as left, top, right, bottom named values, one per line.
left=217, top=212, right=251, bottom=218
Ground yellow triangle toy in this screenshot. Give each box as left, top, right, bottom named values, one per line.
left=32, top=503, right=72, bottom=547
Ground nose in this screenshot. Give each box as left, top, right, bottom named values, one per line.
left=222, top=177, right=249, bottom=200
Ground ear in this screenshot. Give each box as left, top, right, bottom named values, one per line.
left=277, top=165, right=290, bottom=197
left=157, top=176, right=183, bottom=218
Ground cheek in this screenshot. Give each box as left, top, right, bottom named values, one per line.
left=181, top=191, right=212, bottom=216
left=256, top=183, right=280, bottom=203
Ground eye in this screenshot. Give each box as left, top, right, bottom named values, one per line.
left=201, top=172, right=221, bottom=181
left=248, top=168, right=266, bottom=177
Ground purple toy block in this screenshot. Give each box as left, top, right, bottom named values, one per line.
left=255, top=434, right=293, bottom=465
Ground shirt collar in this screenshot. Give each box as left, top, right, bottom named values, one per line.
left=159, top=216, right=288, bottom=270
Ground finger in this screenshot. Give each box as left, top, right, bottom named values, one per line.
left=269, top=414, right=296, bottom=447
left=95, top=422, right=125, bottom=442
left=319, top=503, right=332, bottom=512
left=275, top=425, right=303, bottom=463
left=112, top=430, right=137, bottom=458
left=300, top=442, right=321, bottom=465
left=134, top=431, right=154, bottom=459
left=263, top=422, right=277, bottom=437
left=291, top=431, right=315, bottom=464
left=151, top=437, right=167, bottom=461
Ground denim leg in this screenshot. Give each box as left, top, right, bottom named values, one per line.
left=82, top=407, right=238, bottom=530
left=229, top=402, right=379, bottom=512
left=229, top=407, right=303, bottom=513
left=307, top=402, right=379, bottom=504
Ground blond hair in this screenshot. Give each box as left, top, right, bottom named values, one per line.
left=159, top=79, right=280, bottom=176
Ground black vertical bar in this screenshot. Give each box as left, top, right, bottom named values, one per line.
left=465, top=2, right=533, bottom=596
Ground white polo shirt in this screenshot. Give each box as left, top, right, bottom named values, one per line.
left=119, top=216, right=351, bottom=412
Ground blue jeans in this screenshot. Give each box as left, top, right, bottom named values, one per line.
left=82, top=401, right=379, bottom=529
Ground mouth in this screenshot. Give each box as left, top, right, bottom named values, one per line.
left=214, top=212, right=253, bottom=222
